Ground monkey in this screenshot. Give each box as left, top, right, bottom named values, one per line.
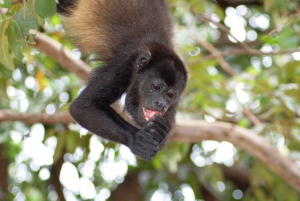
left=57, top=0, right=188, bottom=160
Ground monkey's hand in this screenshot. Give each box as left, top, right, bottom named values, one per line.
left=129, top=114, right=169, bottom=160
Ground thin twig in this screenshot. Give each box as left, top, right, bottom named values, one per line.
left=192, top=32, right=262, bottom=125
left=195, top=12, right=252, bottom=51
left=192, top=33, right=236, bottom=76
left=188, top=47, right=300, bottom=66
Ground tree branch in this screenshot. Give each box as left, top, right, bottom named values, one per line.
left=0, top=109, right=72, bottom=125
left=30, top=30, right=91, bottom=81
left=195, top=12, right=252, bottom=51
left=51, top=150, right=66, bottom=201
left=0, top=144, right=8, bottom=200
left=172, top=121, right=300, bottom=191
left=192, top=31, right=262, bottom=126
left=1, top=109, right=300, bottom=191
left=192, top=33, right=236, bottom=76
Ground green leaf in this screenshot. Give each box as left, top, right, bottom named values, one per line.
left=35, top=0, right=56, bottom=18
left=287, top=140, right=300, bottom=152
left=0, top=126, right=10, bottom=144
left=66, top=131, right=81, bottom=154
left=279, top=29, right=299, bottom=49
left=0, top=20, right=14, bottom=70
left=4, top=0, right=12, bottom=8
left=53, top=133, right=65, bottom=164
left=28, top=33, right=36, bottom=44
left=7, top=19, right=26, bottom=60
left=254, top=188, right=267, bottom=200
left=14, top=8, right=38, bottom=38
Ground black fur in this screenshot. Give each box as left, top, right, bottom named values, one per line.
left=58, top=0, right=188, bottom=160
left=57, top=0, right=77, bottom=15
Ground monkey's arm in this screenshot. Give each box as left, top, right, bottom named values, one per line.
left=70, top=64, right=169, bottom=160
left=70, top=64, right=137, bottom=144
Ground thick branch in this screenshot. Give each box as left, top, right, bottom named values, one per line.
left=172, top=121, right=300, bottom=191
left=0, top=109, right=72, bottom=124
left=1, top=110, right=300, bottom=191
left=30, top=30, right=91, bottom=81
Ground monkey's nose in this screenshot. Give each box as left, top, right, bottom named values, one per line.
left=152, top=99, right=166, bottom=111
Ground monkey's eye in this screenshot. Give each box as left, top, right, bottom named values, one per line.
left=167, top=92, right=175, bottom=98
left=152, top=84, right=161, bottom=91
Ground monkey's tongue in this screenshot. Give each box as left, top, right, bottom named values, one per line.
left=143, top=108, right=162, bottom=121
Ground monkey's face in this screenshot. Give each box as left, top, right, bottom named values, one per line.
left=125, top=70, right=183, bottom=127
left=124, top=49, right=187, bottom=127
left=125, top=77, right=179, bottom=126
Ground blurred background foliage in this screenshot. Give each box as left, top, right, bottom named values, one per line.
left=0, top=0, right=300, bottom=200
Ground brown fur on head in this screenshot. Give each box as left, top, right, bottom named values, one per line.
left=61, top=0, right=174, bottom=62
left=63, top=1, right=112, bottom=61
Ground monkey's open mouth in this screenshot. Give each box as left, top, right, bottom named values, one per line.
left=143, top=108, right=162, bottom=121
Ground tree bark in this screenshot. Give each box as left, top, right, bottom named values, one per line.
left=110, top=171, right=143, bottom=201
left=0, top=144, right=8, bottom=200
left=51, top=153, right=66, bottom=201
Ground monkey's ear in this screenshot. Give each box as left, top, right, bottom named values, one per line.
left=136, top=51, right=151, bottom=68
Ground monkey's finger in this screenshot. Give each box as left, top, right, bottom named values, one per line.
left=141, top=133, right=159, bottom=146
left=149, top=129, right=165, bottom=142
left=151, top=114, right=169, bottom=132
left=132, top=146, right=158, bottom=161
left=146, top=124, right=168, bottom=139
left=144, top=121, right=167, bottom=137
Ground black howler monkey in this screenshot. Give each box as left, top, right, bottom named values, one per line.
left=58, top=0, right=188, bottom=160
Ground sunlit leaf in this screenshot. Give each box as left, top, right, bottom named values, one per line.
left=0, top=20, right=14, bottom=70
left=264, top=0, right=275, bottom=11
left=36, top=69, right=46, bottom=91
